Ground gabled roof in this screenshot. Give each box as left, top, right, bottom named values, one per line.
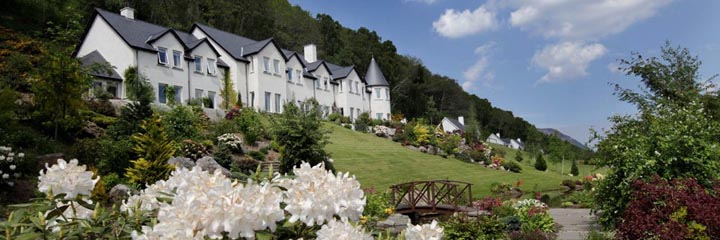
left=80, top=50, right=123, bottom=80
left=279, top=49, right=316, bottom=79
left=191, top=23, right=258, bottom=62
left=217, top=59, right=230, bottom=69
left=443, top=117, right=466, bottom=131
left=326, top=62, right=357, bottom=81
left=365, top=57, right=389, bottom=87
left=146, top=29, right=221, bottom=56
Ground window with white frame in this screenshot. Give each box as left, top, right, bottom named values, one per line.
left=376, top=113, right=383, bottom=120
left=207, top=91, right=216, bottom=109
left=350, top=107, right=355, bottom=120
left=274, top=93, right=281, bottom=112
left=296, top=69, right=302, bottom=84
left=375, top=88, right=381, bottom=99
left=264, top=92, right=271, bottom=112
left=249, top=57, right=255, bottom=73
left=323, top=77, right=328, bottom=90
left=287, top=68, right=293, bottom=82
left=172, top=50, right=182, bottom=68
left=355, top=81, right=359, bottom=94
left=195, top=89, right=204, bottom=99
left=385, top=88, right=389, bottom=100
left=157, top=47, right=168, bottom=65
left=273, top=59, right=280, bottom=74
left=194, top=56, right=202, bottom=72
left=249, top=91, right=255, bottom=107
left=315, top=79, right=321, bottom=89
left=158, top=83, right=167, bottom=103
left=263, top=57, right=270, bottom=73
left=339, top=80, right=343, bottom=92
left=207, top=58, right=217, bottom=75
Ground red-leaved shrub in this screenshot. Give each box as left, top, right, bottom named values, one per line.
left=474, top=196, right=502, bottom=212
left=618, top=176, right=720, bottom=240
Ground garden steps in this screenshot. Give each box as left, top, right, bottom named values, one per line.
left=549, top=208, right=599, bottom=240
left=261, top=160, right=280, bottom=173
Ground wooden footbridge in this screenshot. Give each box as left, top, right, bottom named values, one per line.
left=390, top=180, right=486, bottom=216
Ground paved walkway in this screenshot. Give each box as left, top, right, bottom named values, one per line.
left=550, top=208, right=598, bottom=240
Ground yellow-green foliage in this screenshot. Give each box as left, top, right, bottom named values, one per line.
left=126, top=115, right=176, bottom=185
left=413, top=123, right=431, bottom=146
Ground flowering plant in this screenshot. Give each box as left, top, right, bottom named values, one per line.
left=513, top=199, right=555, bottom=233
left=0, top=146, right=24, bottom=188
left=217, top=133, right=243, bottom=153
left=403, top=220, right=444, bottom=240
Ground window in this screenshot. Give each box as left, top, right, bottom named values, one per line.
left=296, top=70, right=302, bottom=84
left=106, top=82, right=119, bottom=98
left=339, top=81, right=343, bottom=92
left=385, top=88, right=390, bottom=100
left=355, top=81, right=359, bottom=94
left=357, top=109, right=361, bottom=120
left=207, top=58, right=217, bottom=75
left=194, top=56, right=202, bottom=72
left=264, top=92, right=271, bottom=112
left=207, top=91, right=216, bottom=109
left=323, top=77, right=328, bottom=90
left=250, top=57, right=255, bottom=73
left=195, top=89, right=204, bottom=99
left=158, top=84, right=167, bottom=103
left=350, top=107, right=355, bottom=120
left=375, top=88, right=381, bottom=99
left=250, top=92, right=255, bottom=107
left=274, top=94, right=281, bottom=112
left=172, top=50, right=182, bottom=68
left=263, top=57, right=270, bottom=73
left=273, top=59, right=280, bottom=74
left=174, top=86, right=182, bottom=103
left=157, top=47, right=168, bottom=65
left=376, top=113, right=383, bottom=120
left=287, top=68, right=293, bottom=82
left=315, top=79, right=321, bottom=89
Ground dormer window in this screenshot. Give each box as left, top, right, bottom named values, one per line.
left=323, top=77, right=328, bottom=90
left=355, top=81, right=359, bottom=93
left=295, top=69, right=302, bottom=84
left=287, top=68, right=293, bottom=82
left=157, top=47, right=168, bottom=65
left=194, top=56, right=202, bottom=73
left=263, top=57, right=270, bottom=73
left=207, top=58, right=217, bottom=75
left=172, top=50, right=182, bottom=68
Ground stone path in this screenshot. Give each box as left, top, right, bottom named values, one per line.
left=550, top=208, right=598, bottom=240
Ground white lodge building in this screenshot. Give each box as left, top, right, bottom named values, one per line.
left=74, top=7, right=392, bottom=121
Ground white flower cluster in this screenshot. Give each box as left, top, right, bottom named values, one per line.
left=281, top=162, right=365, bottom=226
left=131, top=167, right=285, bottom=239
left=0, top=146, right=24, bottom=187
left=316, top=219, right=373, bottom=240
left=513, top=199, right=548, bottom=210
left=217, top=133, right=243, bottom=150
left=403, top=220, right=444, bottom=240
left=38, top=159, right=98, bottom=198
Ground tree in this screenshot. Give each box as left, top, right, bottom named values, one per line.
left=219, top=69, right=237, bottom=110
left=124, top=66, right=154, bottom=104
left=570, top=160, right=579, bottom=176
left=274, top=100, right=333, bottom=174
left=593, top=43, right=720, bottom=229
left=126, top=115, right=176, bottom=185
left=464, top=102, right=481, bottom=144
left=534, top=153, right=547, bottom=171
left=515, top=152, right=523, bottom=162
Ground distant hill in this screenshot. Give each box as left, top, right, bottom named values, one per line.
left=538, top=128, right=588, bottom=150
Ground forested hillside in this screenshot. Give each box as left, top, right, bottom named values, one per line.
left=0, top=0, right=591, bottom=159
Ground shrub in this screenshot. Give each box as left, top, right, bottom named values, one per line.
left=107, top=101, right=153, bottom=138
left=534, top=153, right=547, bottom=171
left=248, top=151, right=266, bottom=161
left=214, top=144, right=233, bottom=168
left=259, top=146, right=269, bottom=155
left=162, top=105, right=200, bottom=141
left=70, top=136, right=133, bottom=176
left=327, top=113, right=342, bottom=123
left=502, top=161, right=523, bottom=173
left=233, top=108, right=265, bottom=145
left=473, top=197, right=502, bottom=212
left=494, top=148, right=507, bottom=158
left=514, top=199, right=555, bottom=233
left=442, top=214, right=506, bottom=240
left=354, top=112, right=372, bottom=132
left=231, top=156, right=259, bottom=174
left=561, top=179, right=576, bottom=191
left=363, top=189, right=393, bottom=220
left=508, top=229, right=558, bottom=240
left=515, top=152, right=524, bottom=162
left=125, top=115, right=176, bottom=186
left=439, top=134, right=462, bottom=156
left=412, top=123, right=431, bottom=146
left=343, top=124, right=351, bottom=129
left=87, top=98, right=116, bottom=117
left=617, top=177, right=720, bottom=240
left=453, top=151, right=471, bottom=162
left=178, top=139, right=209, bottom=160
left=0, top=146, right=25, bottom=189
left=217, top=133, right=243, bottom=154
left=570, top=160, right=579, bottom=176
left=274, top=101, right=333, bottom=174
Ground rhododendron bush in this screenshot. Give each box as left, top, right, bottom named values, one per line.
left=1, top=159, right=443, bottom=239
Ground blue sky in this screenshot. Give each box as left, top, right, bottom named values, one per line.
left=289, top=0, right=720, bottom=144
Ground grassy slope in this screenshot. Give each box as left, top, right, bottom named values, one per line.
left=324, top=123, right=603, bottom=198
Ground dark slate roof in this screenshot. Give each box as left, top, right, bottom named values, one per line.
left=326, top=62, right=355, bottom=80
left=278, top=49, right=316, bottom=79
left=80, top=50, right=123, bottom=80
left=365, top=57, right=389, bottom=86
left=306, top=61, right=324, bottom=71
left=447, top=117, right=466, bottom=131
left=192, top=23, right=257, bottom=61
left=217, top=59, right=230, bottom=68
left=95, top=8, right=167, bottom=52
left=93, top=9, right=221, bottom=57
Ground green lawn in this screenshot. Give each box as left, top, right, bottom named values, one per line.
left=489, top=143, right=606, bottom=178
left=324, top=123, right=605, bottom=198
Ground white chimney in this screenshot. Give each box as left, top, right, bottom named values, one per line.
left=304, top=44, right=317, bottom=63
left=496, top=133, right=500, bottom=138
left=517, top=138, right=522, bottom=142
left=458, top=116, right=464, bottom=126
left=120, top=7, right=135, bottom=19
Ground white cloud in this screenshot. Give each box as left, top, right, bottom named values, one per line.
left=504, top=0, right=673, bottom=40
left=532, top=41, right=607, bottom=83
left=433, top=6, right=498, bottom=38
left=462, top=42, right=497, bottom=91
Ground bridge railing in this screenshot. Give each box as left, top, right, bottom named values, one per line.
left=390, top=180, right=473, bottom=213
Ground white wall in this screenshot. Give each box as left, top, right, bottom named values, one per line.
left=137, top=33, right=188, bottom=104
left=335, top=70, right=366, bottom=121
left=247, top=43, right=287, bottom=113
left=76, top=15, right=135, bottom=99
left=191, top=28, right=249, bottom=107
left=370, top=86, right=391, bottom=120
left=188, top=41, right=223, bottom=109
left=441, top=118, right=460, bottom=133
left=285, top=56, right=314, bottom=105
left=312, top=65, right=335, bottom=115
